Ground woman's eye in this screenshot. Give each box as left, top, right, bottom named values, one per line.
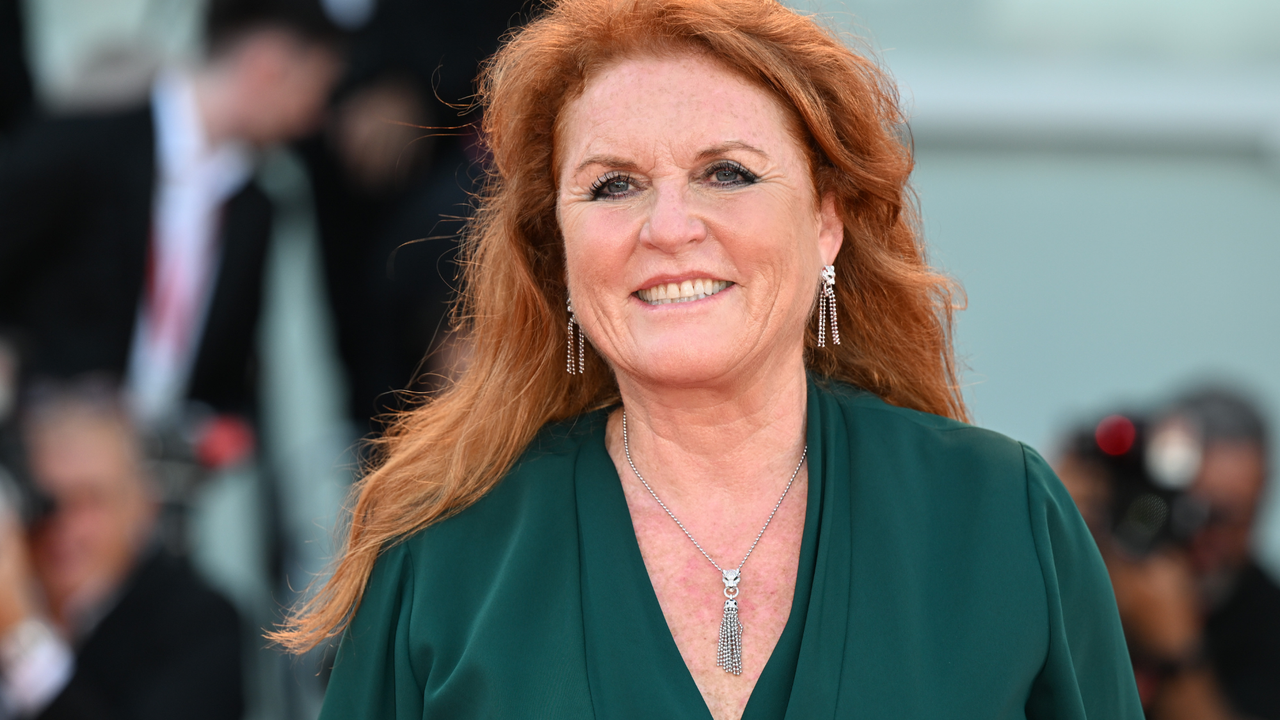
left=590, top=174, right=634, bottom=199
left=706, top=162, right=757, bottom=186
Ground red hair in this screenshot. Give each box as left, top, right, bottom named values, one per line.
left=272, top=0, right=965, bottom=652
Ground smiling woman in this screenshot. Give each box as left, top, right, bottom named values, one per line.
left=272, top=1, right=1144, bottom=719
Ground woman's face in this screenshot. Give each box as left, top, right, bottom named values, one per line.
left=556, top=52, right=842, bottom=390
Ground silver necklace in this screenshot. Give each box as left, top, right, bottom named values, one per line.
left=621, top=411, right=807, bottom=676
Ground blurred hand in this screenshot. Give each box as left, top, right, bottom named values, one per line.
left=1108, top=548, right=1240, bottom=720
left=1150, top=669, right=1237, bottom=720
left=0, top=510, right=36, bottom=635
left=332, top=79, right=434, bottom=192
left=1108, top=549, right=1201, bottom=660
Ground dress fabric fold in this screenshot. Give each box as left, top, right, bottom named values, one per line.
left=319, top=379, right=1144, bottom=719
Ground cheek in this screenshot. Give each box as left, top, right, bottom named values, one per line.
left=715, top=197, right=819, bottom=290
left=560, top=204, right=639, bottom=287
left=70, top=507, right=113, bottom=545
left=286, top=93, right=314, bottom=128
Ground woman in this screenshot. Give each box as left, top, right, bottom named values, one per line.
left=277, top=1, right=1143, bottom=717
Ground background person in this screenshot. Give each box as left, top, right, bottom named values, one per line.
left=0, top=0, right=341, bottom=431
left=0, top=386, right=242, bottom=719
left=1055, top=386, right=1279, bottom=720
left=301, top=0, right=527, bottom=427
left=276, top=1, right=1142, bottom=718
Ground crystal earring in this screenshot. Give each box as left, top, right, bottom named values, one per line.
left=817, top=264, right=840, bottom=347
left=566, top=297, right=585, bottom=374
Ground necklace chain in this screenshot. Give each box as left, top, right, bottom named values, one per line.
left=620, top=410, right=807, bottom=575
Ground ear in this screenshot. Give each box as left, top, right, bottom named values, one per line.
left=816, top=192, right=843, bottom=266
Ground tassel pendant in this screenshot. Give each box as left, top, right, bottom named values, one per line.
left=717, top=598, right=744, bottom=675
left=717, top=568, right=743, bottom=675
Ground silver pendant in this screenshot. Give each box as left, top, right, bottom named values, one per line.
left=619, top=413, right=807, bottom=679
left=717, top=569, right=743, bottom=675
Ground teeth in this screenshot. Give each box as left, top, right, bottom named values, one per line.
left=636, top=279, right=731, bottom=305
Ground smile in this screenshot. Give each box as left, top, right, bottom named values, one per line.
left=636, top=279, right=733, bottom=305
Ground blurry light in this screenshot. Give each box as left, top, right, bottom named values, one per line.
left=1095, top=414, right=1136, bottom=456
left=1146, top=417, right=1202, bottom=491
left=322, top=0, right=375, bottom=30
left=196, top=415, right=256, bottom=470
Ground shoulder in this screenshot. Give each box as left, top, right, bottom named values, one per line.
left=815, top=378, right=1032, bottom=486
left=813, top=379, right=1074, bottom=574
left=118, top=552, right=240, bottom=633
left=346, top=413, right=607, bottom=690
left=386, top=409, right=608, bottom=586
left=440, top=408, right=607, bottom=518
left=7, top=104, right=152, bottom=159
left=1, top=104, right=153, bottom=187
left=81, top=551, right=241, bottom=668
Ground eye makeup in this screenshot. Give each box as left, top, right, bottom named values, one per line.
left=703, top=160, right=758, bottom=187
left=587, top=158, right=759, bottom=200
left=590, top=171, right=637, bottom=199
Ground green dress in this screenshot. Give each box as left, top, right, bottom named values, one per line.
left=320, top=380, right=1143, bottom=719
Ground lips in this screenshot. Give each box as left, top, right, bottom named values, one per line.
left=635, top=278, right=732, bottom=305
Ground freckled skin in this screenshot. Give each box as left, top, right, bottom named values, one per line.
left=557, top=53, right=838, bottom=389
left=556, top=53, right=842, bottom=720
left=609, top=415, right=809, bottom=720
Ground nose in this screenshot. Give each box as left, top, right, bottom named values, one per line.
left=639, top=182, right=707, bottom=252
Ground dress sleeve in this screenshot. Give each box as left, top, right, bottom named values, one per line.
left=319, top=542, right=425, bottom=720
left=1021, top=443, right=1144, bottom=719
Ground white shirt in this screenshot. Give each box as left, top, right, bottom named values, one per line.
left=125, top=70, right=252, bottom=427
left=0, top=619, right=72, bottom=718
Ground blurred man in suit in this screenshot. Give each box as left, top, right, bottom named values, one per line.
left=0, top=389, right=242, bottom=719
left=302, top=0, right=527, bottom=427
left=0, top=0, right=341, bottom=431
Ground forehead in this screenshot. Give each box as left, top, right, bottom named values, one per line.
left=557, top=51, right=802, bottom=169
left=27, top=413, right=138, bottom=494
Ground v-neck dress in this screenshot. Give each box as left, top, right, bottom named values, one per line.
left=319, top=380, right=1143, bottom=719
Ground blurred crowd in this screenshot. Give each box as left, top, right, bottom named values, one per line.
left=1055, top=387, right=1280, bottom=719
left=0, top=0, right=520, bottom=717
left=0, top=0, right=1277, bottom=719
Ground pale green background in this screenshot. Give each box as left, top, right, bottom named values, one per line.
left=792, top=0, right=1280, bottom=569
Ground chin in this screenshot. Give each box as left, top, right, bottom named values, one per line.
left=626, top=341, right=749, bottom=388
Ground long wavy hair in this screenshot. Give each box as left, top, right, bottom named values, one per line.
left=273, top=0, right=966, bottom=652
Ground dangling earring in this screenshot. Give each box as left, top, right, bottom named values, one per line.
left=817, top=264, right=840, bottom=347
left=566, top=297, right=585, bottom=374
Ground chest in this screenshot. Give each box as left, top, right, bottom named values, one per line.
left=619, top=475, right=808, bottom=720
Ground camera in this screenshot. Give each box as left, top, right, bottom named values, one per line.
left=1064, top=411, right=1209, bottom=557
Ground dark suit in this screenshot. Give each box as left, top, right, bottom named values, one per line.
left=37, top=551, right=244, bottom=720
left=303, top=0, right=528, bottom=425
left=0, top=104, right=271, bottom=416
left=1205, top=562, right=1280, bottom=719
left=0, top=0, right=32, bottom=135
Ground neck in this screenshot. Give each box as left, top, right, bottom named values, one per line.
left=613, top=352, right=809, bottom=502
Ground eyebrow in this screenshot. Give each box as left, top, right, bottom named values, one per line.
left=572, top=141, right=770, bottom=175
left=574, top=155, right=640, bottom=175
left=695, top=141, right=769, bottom=162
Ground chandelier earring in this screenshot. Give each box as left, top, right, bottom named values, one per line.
left=817, top=264, right=840, bottom=347
left=566, top=297, right=585, bottom=375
